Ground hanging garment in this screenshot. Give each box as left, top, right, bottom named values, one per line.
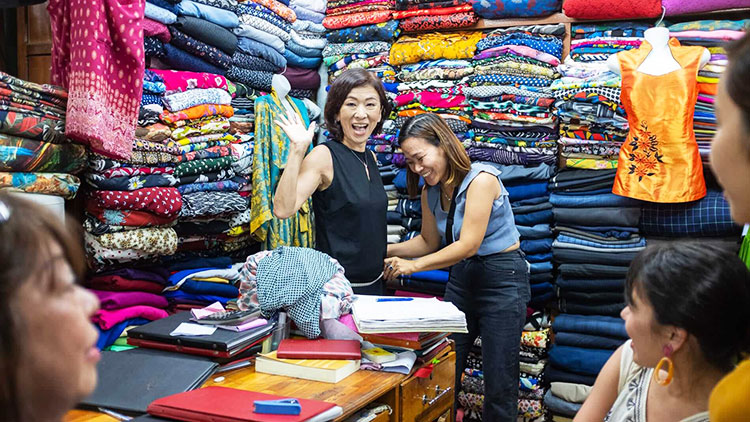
left=48, top=0, right=145, bottom=160
left=613, top=38, right=707, bottom=203
left=251, top=91, right=314, bottom=249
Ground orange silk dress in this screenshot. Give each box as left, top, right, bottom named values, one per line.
left=612, top=38, right=707, bottom=203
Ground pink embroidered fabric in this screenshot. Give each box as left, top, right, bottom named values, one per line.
left=48, top=0, right=146, bottom=160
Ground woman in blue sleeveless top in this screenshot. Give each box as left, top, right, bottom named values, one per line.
left=385, top=113, right=530, bottom=422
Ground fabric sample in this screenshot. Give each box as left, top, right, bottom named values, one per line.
left=0, top=134, right=86, bottom=173
left=173, top=16, right=238, bottom=55
left=0, top=172, right=80, bottom=199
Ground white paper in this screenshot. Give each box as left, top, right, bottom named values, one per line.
left=190, top=302, right=225, bottom=320
left=170, top=322, right=217, bottom=337
left=380, top=351, right=417, bottom=375
left=351, top=295, right=467, bottom=333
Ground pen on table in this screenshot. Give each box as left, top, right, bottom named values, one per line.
left=376, top=297, right=413, bottom=302
left=97, top=407, right=132, bottom=421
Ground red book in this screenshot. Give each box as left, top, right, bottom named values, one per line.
left=148, top=386, right=337, bottom=422
left=276, top=339, right=361, bottom=360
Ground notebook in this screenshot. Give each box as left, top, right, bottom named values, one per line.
left=276, top=339, right=361, bottom=360
left=147, top=386, right=338, bottom=422
left=128, top=311, right=274, bottom=354
left=79, top=348, right=217, bottom=414
left=255, top=351, right=360, bottom=383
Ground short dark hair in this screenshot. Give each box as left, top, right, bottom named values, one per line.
left=726, top=32, right=750, bottom=137
left=625, top=241, right=750, bottom=372
left=324, top=68, right=391, bottom=143
left=398, top=113, right=472, bottom=198
left=0, top=194, right=85, bottom=420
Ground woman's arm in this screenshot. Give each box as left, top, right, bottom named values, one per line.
left=387, top=186, right=442, bottom=258
left=384, top=173, right=499, bottom=279
left=574, top=345, right=624, bottom=422
left=272, top=110, right=328, bottom=219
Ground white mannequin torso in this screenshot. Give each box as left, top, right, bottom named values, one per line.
left=606, top=27, right=711, bottom=76
left=272, top=74, right=295, bottom=114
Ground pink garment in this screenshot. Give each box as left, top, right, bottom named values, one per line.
left=48, top=0, right=145, bottom=160
left=92, top=305, right=169, bottom=330
left=143, top=18, right=171, bottom=43
left=663, top=0, right=750, bottom=16
left=149, top=69, right=232, bottom=94
left=394, top=91, right=467, bottom=108
left=91, top=289, right=169, bottom=310
left=571, top=39, right=642, bottom=47
left=670, top=30, right=746, bottom=41
left=473, top=45, right=560, bottom=66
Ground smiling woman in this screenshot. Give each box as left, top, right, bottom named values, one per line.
left=272, top=69, right=392, bottom=294
left=0, top=193, right=100, bottom=422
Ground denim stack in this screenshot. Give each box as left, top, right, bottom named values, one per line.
left=546, top=314, right=629, bottom=417
left=544, top=169, right=641, bottom=418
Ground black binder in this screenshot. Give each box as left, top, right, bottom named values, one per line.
left=127, top=311, right=274, bottom=353
left=79, top=348, right=217, bottom=414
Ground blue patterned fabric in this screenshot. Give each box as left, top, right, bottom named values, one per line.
left=476, top=32, right=563, bottom=58
left=470, top=0, right=560, bottom=19
left=469, top=74, right=555, bottom=88
left=640, top=190, right=741, bottom=238
left=162, top=43, right=226, bottom=75
left=326, top=21, right=400, bottom=43
left=283, top=49, right=322, bottom=69
left=235, top=3, right=292, bottom=33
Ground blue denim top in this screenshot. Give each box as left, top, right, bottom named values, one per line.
left=428, top=161, right=520, bottom=256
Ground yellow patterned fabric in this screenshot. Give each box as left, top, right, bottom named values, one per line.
left=389, top=32, right=484, bottom=66
left=564, top=157, right=618, bottom=170
left=251, top=91, right=314, bottom=249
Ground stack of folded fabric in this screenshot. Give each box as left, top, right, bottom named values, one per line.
left=552, top=22, right=649, bottom=171
left=88, top=266, right=173, bottom=350
left=465, top=25, right=564, bottom=170
left=161, top=259, right=245, bottom=309
left=323, top=0, right=399, bottom=85
left=146, top=0, right=240, bottom=75
left=457, top=328, right=552, bottom=422
left=667, top=19, right=748, bottom=163
left=394, top=2, right=478, bottom=32
left=545, top=169, right=642, bottom=420
left=231, top=1, right=288, bottom=90
left=0, top=72, right=85, bottom=199
left=546, top=314, right=628, bottom=415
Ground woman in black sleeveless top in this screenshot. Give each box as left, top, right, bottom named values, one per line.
left=273, top=69, right=391, bottom=294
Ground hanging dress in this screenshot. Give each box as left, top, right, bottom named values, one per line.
left=612, top=37, right=707, bottom=203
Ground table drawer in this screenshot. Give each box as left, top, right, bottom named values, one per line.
left=400, top=352, right=456, bottom=422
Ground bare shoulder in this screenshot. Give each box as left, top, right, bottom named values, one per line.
left=305, top=144, right=334, bottom=188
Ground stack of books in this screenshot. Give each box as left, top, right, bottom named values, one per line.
left=361, top=331, right=453, bottom=366
left=254, top=339, right=362, bottom=384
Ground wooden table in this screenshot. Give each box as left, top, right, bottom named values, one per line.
left=65, top=366, right=408, bottom=422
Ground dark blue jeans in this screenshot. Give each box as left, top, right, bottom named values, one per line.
left=445, top=249, right=530, bottom=422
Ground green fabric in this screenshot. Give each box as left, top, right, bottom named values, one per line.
left=173, top=155, right=235, bottom=177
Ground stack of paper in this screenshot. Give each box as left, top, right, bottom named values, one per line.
left=351, top=295, right=468, bottom=334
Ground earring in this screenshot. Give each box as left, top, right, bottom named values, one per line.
left=653, top=345, right=674, bottom=386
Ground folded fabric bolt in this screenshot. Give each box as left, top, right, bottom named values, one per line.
left=554, top=331, right=625, bottom=350
left=162, top=88, right=232, bottom=112
left=281, top=67, right=321, bottom=90
left=236, top=37, right=288, bottom=68
left=149, top=69, right=231, bottom=94
left=293, top=5, right=324, bottom=23
left=0, top=172, right=80, bottom=199
left=173, top=16, right=238, bottom=55
left=549, top=345, right=613, bottom=376
left=550, top=381, right=592, bottom=404
left=145, top=2, right=178, bottom=24
left=91, top=305, right=169, bottom=330
left=160, top=103, right=234, bottom=124
left=470, top=0, right=561, bottom=19
left=543, top=389, right=582, bottom=417
left=89, top=187, right=183, bottom=218
left=92, top=290, right=170, bottom=310
left=553, top=314, right=627, bottom=338
left=176, top=0, right=240, bottom=28
left=0, top=134, right=87, bottom=173
left=226, top=67, right=274, bottom=91
left=283, top=49, right=322, bottom=68
left=162, top=43, right=227, bottom=75
left=96, top=227, right=179, bottom=255
left=245, top=0, right=298, bottom=22
left=143, top=18, right=172, bottom=42
left=168, top=26, right=233, bottom=69
left=235, top=25, right=287, bottom=53
left=326, top=20, right=400, bottom=43
left=286, top=39, right=323, bottom=58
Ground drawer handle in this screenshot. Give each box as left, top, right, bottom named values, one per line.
left=421, top=385, right=452, bottom=406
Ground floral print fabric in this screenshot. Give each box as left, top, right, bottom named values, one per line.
left=0, top=172, right=80, bottom=199
left=89, top=187, right=183, bottom=217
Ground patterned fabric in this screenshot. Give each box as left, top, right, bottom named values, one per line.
left=0, top=110, right=66, bottom=144
left=477, top=33, right=562, bottom=58
left=96, top=227, right=178, bottom=254
left=135, top=123, right=172, bottom=142
left=0, top=133, right=87, bottom=173
left=143, top=18, right=172, bottom=43
left=322, top=10, right=393, bottom=30
left=393, top=3, right=471, bottom=17
left=48, top=0, right=144, bottom=160
left=86, top=172, right=179, bottom=190
left=0, top=72, right=67, bottom=107
left=640, top=190, right=739, bottom=237
left=255, top=247, right=342, bottom=338
left=0, top=172, right=80, bottom=199
left=470, top=0, right=560, bottom=18
left=177, top=176, right=247, bottom=194
left=326, top=20, right=400, bottom=43
left=170, top=117, right=230, bottom=140
left=160, top=104, right=234, bottom=124
left=174, top=155, right=235, bottom=177
left=518, top=399, right=544, bottom=418
left=563, top=0, right=660, bottom=19
left=469, top=73, right=553, bottom=88
left=163, top=88, right=232, bottom=113
left=85, top=232, right=162, bottom=267
left=322, top=41, right=390, bottom=57
left=168, top=27, right=233, bottom=70
left=180, top=191, right=248, bottom=217
left=399, top=12, right=478, bottom=31
left=390, top=32, right=483, bottom=66
left=247, top=0, right=297, bottom=21
left=226, top=67, right=274, bottom=91
left=178, top=167, right=236, bottom=185
left=144, top=37, right=167, bottom=59
left=149, top=69, right=231, bottom=94
left=252, top=92, right=313, bottom=249
left=233, top=51, right=282, bottom=73
left=89, top=187, right=182, bottom=217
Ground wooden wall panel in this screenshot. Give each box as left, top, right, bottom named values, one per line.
left=16, top=2, right=51, bottom=84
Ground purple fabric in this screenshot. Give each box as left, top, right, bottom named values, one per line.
left=281, top=66, right=321, bottom=90
left=663, top=0, right=750, bottom=15
left=91, top=290, right=169, bottom=310
left=94, top=267, right=170, bottom=284
left=91, top=306, right=170, bottom=330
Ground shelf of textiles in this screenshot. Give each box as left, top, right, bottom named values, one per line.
left=457, top=328, right=552, bottom=422
left=0, top=72, right=85, bottom=200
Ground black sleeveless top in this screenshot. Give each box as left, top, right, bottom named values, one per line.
left=313, top=141, right=387, bottom=282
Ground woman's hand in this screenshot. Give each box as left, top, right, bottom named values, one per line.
left=383, top=257, right=418, bottom=281
left=275, top=109, right=316, bottom=153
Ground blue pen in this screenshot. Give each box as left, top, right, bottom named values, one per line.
left=376, top=297, right=413, bottom=302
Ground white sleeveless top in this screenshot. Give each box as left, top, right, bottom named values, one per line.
left=604, top=340, right=709, bottom=422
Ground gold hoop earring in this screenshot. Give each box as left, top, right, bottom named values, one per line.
left=653, top=356, right=674, bottom=386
